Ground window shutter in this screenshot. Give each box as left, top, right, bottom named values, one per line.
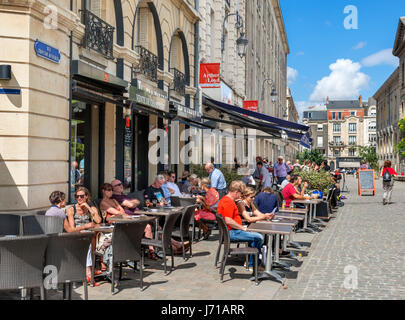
left=138, top=8, right=148, bottom=48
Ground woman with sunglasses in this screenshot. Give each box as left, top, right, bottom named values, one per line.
left=66, top=187, right=102, bottom=283
left=236, top=187, right=275, bottom=226
left=100, top=183, right=128, bottom=220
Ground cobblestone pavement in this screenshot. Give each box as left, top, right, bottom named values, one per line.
left=274, top=176, right=405, bottom=300
left=2, top=176, right=404, bottom=300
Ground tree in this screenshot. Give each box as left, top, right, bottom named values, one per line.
left=394, top=118, right=405, bottom=158
left=358, top=146, right=378, bottom=171
left=297, top=149, right=325, bottom=165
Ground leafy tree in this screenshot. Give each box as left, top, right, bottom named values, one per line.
left=358, top=146, right=378, bottom=171
left=394, top=118, right=405, bottom=158
left=297, top=149, right=325, bottom=166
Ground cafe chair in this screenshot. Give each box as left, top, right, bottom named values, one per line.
left=22, top=215, right=64, bottom=235
left=44, top=232, right=93, bottom=300
left=141, top=210, right=183, bottom=275
left=215, top=214, right=259, bottom=285
left=127, top=190, right=145, bottom=209
left=170, top=196, right=181, bottom=207
left=111, top=220, right=150, bottom=293
left=171, top=204, right=199, bottom=260
left=0, top=214, right=21, bottom=236
left=0, top=235, right=49, bottom=300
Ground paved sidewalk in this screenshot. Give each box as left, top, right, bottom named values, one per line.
left=274, top=176, right=405, bottom=300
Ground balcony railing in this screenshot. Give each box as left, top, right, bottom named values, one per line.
left=170, top=68, right=186, bottom=96
left=134, top=46, right=159, bottom=82
left=329, top=141, right=345, bottom=148
left=81, top=9, right=115, bottom=59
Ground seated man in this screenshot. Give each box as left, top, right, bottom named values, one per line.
left=254, top=187, right=279, bottom=214
left=144, top=175, right=167, bottom=206
left=282, top=175, right=311, bottom=208
left=217, top=181, right=264, bottom=271
left=166, top=171, right=183, bottom=197
left=160, top=172, right=172, bottom=205
left=180, top=171, right=191, bottom=194
left=279, top=175, right=291, bottom=190
left=111, top=179, right=141, bottom=215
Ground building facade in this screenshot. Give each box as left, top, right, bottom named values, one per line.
left=363, top=98, right=377, bottom=147
left=326, top=98, right=365, bottom=168
left=0, top=0, right=200, bottom=212
left=285, top=87, right=300, bottom=161
left=302, top=105, right=328, bottom=156
left=246, top=0, right=289, bottom=163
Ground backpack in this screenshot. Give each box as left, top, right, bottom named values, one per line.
left=383, top=169, right=392, bottom=182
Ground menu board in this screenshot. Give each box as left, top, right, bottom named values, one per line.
left=358, top=170, right=376, bottom=196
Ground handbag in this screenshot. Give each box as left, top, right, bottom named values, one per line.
left=95, top=232, right=112, bottom=255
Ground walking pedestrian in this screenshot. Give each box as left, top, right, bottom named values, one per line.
left=273, top=156, right=290, bottom=185
left=381, top=160, right=398, bottom=205
left=205, top=162, right=227, bottom=199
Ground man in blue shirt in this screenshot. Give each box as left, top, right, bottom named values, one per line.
left=254, top=187, right=279, bottom=214
left=205, top=162, right=227, bottom=198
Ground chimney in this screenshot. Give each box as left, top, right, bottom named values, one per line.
left=326, top=96, right=329, bottom=104
left=359, top=95, right=363, bottom=106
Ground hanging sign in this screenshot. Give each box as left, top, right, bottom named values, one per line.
left=199, top=63, right=221, bottom=88
left=243, top=100, right=259, bottom=113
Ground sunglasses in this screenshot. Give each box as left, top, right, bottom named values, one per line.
left=113, top=183, right=122, bottom=188
left=75, top=194, right=86, bottom=199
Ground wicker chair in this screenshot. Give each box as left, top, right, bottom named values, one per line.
left=0, top=214, right=21, bottom=236
left=215, top=214, right=258, bottom=285
left=141, top=210, right=183, bottom=275
left=171, top=204, right=199, bottom=261
left=110, top=220, right=150, bottom=294
left=22, top=215, right=64, bottom=235
left=44, top=232, right=93, bottom=300
left=0, top=235, right=49, bottom=299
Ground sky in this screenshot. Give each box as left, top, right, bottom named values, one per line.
left=280, top=0, right=405, bottom=120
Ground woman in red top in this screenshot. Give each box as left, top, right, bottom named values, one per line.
left=380, top=160, right=398, bottom=205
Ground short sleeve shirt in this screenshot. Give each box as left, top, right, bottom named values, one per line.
left=209, top=168, right=227, bottom=190
left=255, top=192, right=279, bottom=214
left=144, top=186, right=165, bottom=203
left=217, top=196, right=242, bottom=230
left=111, top=194, right=139, bottom=215
left=282, top=183, right=297, bottom=208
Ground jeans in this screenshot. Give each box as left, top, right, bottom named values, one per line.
left=383, top=180, right=394, bottom=202
left=229, top=229, right=264, bottom=267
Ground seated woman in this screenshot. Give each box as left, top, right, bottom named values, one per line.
left=99, top=183, right=159, bottom=261
left=195, top=178, right=219, bottom=239
left=254, top=187, right=279, bottom=214
left=66, top=187, right=102, bottom=284
left=236, top=187, right=275, bottom=225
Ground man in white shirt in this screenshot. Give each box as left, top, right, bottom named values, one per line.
left=165, top=171, right=183, bottom=197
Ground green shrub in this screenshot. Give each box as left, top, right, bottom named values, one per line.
left=292, top=169, right=334, bottom=194
left=190, top=164, right=243, bottom=187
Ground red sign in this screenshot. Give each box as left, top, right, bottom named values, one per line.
left=244, top=100, right=259, bottom=113
left=199, top=63, right=220, bottom=88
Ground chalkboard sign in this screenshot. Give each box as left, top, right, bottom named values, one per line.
left=358, top=170, right=376, bottom=196
left=124, top=116, right=132, bottom=147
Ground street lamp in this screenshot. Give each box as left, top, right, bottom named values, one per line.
left=261, top=78, right=278, bottom=102
left=221, top=12, right=248, bottom=59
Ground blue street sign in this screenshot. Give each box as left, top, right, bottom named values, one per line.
left=34, top=39, right=61, bottom=64
left=0, top=88, right=21, bottom=95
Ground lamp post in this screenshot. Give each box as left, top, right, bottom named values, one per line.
left=221, top=12, right=248, bottom=59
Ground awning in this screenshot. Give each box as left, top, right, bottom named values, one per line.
left=204, top=97, right=309, bottom=132
left=285, top=131, right=312, bottom=149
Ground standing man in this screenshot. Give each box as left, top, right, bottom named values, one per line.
left=217, top=181, right=263, bottom=271
left=274, top=156, right=290, bottom=185
left=205, top=163, right=227, bottom=199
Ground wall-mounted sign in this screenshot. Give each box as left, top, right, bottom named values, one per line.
left=0, top=88, right=21, bottom=95
left=170, top=101, right=202, bottom=122
left=124, top=116, right=132, bottom=147
left=243, top=100, right=259, bottom=113
left=199, top=63, right=220, bottom=88
left=34, top=39, right=61, bottom=64
left=129, top=80, right=169, bottom=113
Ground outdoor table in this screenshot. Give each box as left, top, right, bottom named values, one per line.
left=106, top=215, right=155, bottom=223
left=291, top=199, right=322, bottom=233
left=246, top=223, right=292, bottom=285
left=88, top=225, right=114, bottom=233
left=142, top=207, right=184, bottom=240
left=274, top=212, right=305, bottom=249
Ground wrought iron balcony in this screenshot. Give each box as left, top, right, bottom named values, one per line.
left=170, top=68, right=186, bottom=96
left=134, top=45, right=159, bottom=82
left=329, top=141, right=345, bottom=148
left=81, top=9, right=114, bottom=59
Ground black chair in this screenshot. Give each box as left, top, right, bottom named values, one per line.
left=171, top=204, right=199, bottom=261
left=111, top=220, right=149, bottom=293
left=22, top=215, right=64, bottom=235
left=127, top=190, right=145, bottom=209
left=44, top=232, right=93, bottom=300
left=0, top=235, right=49, bottom=300
left=215, top=214, right=258, bottom=285
left=170, top=196, right=181, bottom=207
left=0, top=214, right=21, bottom=236
left=141, top=210, right=183, bottom=275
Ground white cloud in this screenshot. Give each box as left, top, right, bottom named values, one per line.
left=296, top=51, right=305, bottom=56
left=353, top=41, right=367, bottom=50
left=361, top=48, right=399, bottom=67
left=309, top=59, right=370, bottom=102
left=287, top=67, right=298, bottom=85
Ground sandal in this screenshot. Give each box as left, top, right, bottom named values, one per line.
left=94, top=269, right=103, bottom=276
left=100, top=262, right=107, bottom=272
left=85, top=275, right=100, bottom=287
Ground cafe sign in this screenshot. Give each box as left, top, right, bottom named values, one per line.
left=129, top=80, right=169, bottom=113
left=170, top=101, right=202, bottom=122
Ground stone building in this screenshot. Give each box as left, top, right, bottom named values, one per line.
left=245, top=0, right=289, bottom=163
left=0, top=0, right=200, bottom=212
left=363, top=98, right=377, bottom=147
left=302, top=105, right=328, bottom=156
left=285, top=87, right=300, bottom=161
left=326, top=98, right=365, bottom=168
